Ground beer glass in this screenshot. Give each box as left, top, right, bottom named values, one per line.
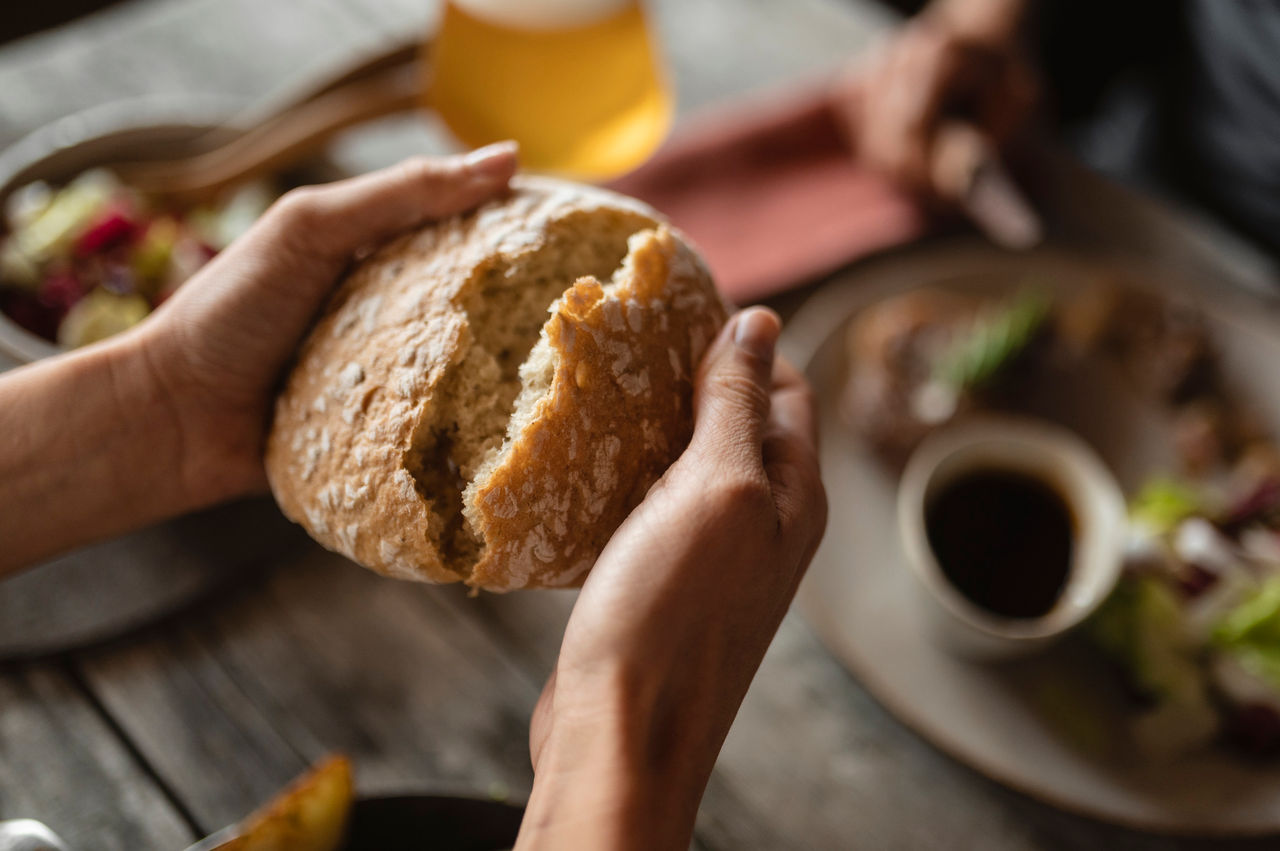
left=428, top=0, right=672, bottom=180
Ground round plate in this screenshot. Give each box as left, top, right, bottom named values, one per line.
left=785, top=240, right=1280, bottom=836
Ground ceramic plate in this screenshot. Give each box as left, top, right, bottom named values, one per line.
left=785, top=240, right=1280, bottom=836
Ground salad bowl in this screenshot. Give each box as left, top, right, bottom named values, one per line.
left=0, top=95, right=251, bottom=364
left=0, top=93, right=346, bottom=365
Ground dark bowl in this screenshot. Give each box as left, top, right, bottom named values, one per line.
left=184, top=795, right=526, bottom=851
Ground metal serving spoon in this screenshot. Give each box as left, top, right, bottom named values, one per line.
left=110, top=42, right=422, bottom=205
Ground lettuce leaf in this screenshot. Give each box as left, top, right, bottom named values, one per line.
left=1091, top=575, right=1202, bottom=702
left=1129, top=478, right=1206, bottom=534
left=1213, top=577, right=1280, bottom=691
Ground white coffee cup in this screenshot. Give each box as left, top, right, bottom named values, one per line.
left=897, top=416, right=1127, bottom=659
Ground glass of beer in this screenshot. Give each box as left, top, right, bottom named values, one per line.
left=426, top=0, right=673, bottom=181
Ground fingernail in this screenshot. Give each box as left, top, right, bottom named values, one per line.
left=733, top=308, right=781, bottom=363
left=462, top=140, right=519, bottom=176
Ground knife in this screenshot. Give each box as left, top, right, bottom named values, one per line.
left=933, top=122, right=1043, bottom=251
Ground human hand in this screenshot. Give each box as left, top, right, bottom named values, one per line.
left=135, top=143, right=518, bottom=508
left=840, top=0, right=1037, bottom=201
left=516, top=308, right=828, bottom=850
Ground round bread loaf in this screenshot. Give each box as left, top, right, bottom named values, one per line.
left=265, top=176, right=727, bottom=591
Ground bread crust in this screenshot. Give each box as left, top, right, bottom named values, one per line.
left=467, top=228, right=726, bottom=589
left=265, top=177, right=725, bottom=589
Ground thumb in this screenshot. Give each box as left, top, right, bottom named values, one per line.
left=689, top=307, right=781, bottom=472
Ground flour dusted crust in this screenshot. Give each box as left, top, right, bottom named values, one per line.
left=265, top=177, right=726, bottom=590
left=466, top=228, right=725, bottom=589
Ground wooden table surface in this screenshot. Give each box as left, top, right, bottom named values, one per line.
left=0, top=1, right=1273, bottom=849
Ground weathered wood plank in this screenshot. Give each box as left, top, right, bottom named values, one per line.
left=71, top=612, right=316, bottom=832
left=0, top=665, right=193, bottom=850
left=0, top=0, right=387, bottom=148
left=76, top=547, right=546, bottom=834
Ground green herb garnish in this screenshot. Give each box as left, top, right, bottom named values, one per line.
left=935, top=289, right=1051, bottom=391
left=1130, top=477, right=1207, bottom=533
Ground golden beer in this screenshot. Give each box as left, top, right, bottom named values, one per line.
left=427, top=0, right=672, bottom=180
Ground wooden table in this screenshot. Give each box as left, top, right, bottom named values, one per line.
left=0, top=1, right=1273, bottom=849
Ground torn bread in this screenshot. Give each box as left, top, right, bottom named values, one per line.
left=265, top=177, right=728, bottom=591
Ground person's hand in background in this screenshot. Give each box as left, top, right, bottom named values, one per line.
left=841, top=0, right=1038, bottom=202
left=517, top=308, right=828, bottom=850
left=0, top=144, right=517, bottom=574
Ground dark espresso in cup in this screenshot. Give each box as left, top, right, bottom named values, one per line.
left=925, top=469, right=1074, bottom=619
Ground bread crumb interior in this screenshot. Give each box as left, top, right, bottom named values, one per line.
left=405, top=210, right=654, bottom=574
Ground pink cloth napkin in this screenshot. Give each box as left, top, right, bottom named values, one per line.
left=608, top=86, right=926, bottom=305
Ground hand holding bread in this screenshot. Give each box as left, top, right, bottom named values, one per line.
left=517, top=309, right=828, bottom=849
left=265, top=174, right=728, bottom=590
left=135, top=143, right=521, bottom=512
left=0, top=147, right=828, bottom=850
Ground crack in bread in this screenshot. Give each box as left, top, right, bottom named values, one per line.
left=265, top=177, right=726, bottom=590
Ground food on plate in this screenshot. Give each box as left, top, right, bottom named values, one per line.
left=1092, top=455, right=1280, bottom=757
left=845, top=276, right=1280, bottom=757
left=0, top=168, right=277, bottom=348
left=841, top=287, right=1050, bottom=464
left=218, top=754, right=354, bottom=851
left=1064, top=285, right=1215, bottom=402
left=265, top=177, right=727, bottom=592
left=842, top=281, right=1225, bottom=470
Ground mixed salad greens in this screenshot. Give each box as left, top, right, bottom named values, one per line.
left=1093, top=465, right=1280, bottom=757
left=0, top=169, right=276, bottom=348
left=846, top=281, right=1280, bottom=758
left=841, top=286, right=1055, bottom=464
left=933, top=288, right=1051, bottom=393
